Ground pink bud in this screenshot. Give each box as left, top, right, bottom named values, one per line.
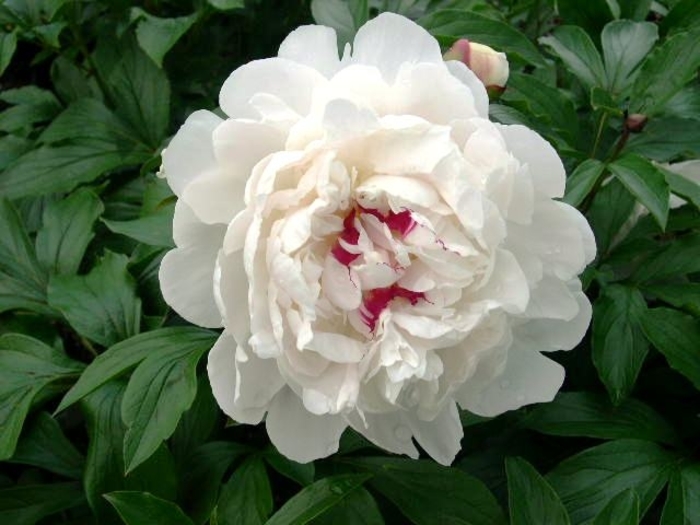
left=444, top=39, right=510, bottom=89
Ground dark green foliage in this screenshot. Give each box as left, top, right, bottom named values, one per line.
left=0, top=1, right=698, bottom=524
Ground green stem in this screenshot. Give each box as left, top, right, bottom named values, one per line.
left=590, top=111, right=609, bottom=159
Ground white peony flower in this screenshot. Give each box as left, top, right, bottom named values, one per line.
left=159, top=13, right=596, bottom=465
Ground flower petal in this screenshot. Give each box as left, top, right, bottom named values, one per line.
left=219, top=58, right=326, bottom=120
left=162, top=110, right=222, bottom=197
left=445, top=60, right=489, bottom=118
left=208, top=332, right=285, bottom=424
left=406, top=401, right=463, bottom=465
left=278, top=24, right=341, bottom=78
left=498, top=124, right=566, bottom=198
left=350, top=12, right=443, bottom=82
left=266, top=387, right=347, bottom=463
left=458, top=342, right=565, bottom=417
left=347, top=411, right=419, bottom=458
left=159, top=215, right=226, bottom=328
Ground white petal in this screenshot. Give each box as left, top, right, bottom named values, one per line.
left=307, top=332, right=365, bottom=363
left=219, top=58, right=325, bottom=120
left=215, top=249, right=249, bottom=342
left=445, top=60, right=489, bottom=118
left=406, top=401, right=463, bottom=465
left=523, top=275, right=580, bottom=321
left=322, top=255, right=362, bottom=310
left=347, top=411, right=419, bottom=459
left=213, top=119, right=285, bottom=178
left=517, top=284, right=592, bottom=351
left=278, top=24, right=341, bottom=78
left=207, top=332, right=284, bottom=424
left=182, top=172, right=246, bottom=224
left=350, top=12, right=443, bottom=82
left=469, top=249, right=529, bottom=313
left=391, top=63, right=480, bottom=123
left=498, top=124, right=566, bottom=198
left=159, top=224, right=226, bottom=328
left=162, top=110, right=222, bottom=197
left=459, top=343, right=565, bottom=417
left=266, top=387, right=346, bottom=463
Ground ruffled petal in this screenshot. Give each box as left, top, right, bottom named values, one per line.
left=350, top=12, right=443, bottom=82
left=266, top=387, right=347, bottom=463
left=219, top=58, right=326, bottom=120
left=162, top=110, right=222, bottom=197
left=159, top=213, right=226, bottom=328
left=406, top=401, right=463, bottom=465
left=278, top=24, right=341, bottom=78
left=458, top=342, right=565, bottom=417
left=347, top=412, right=419, bottom=458
left=498, top=124, right=566, bottom=199
left=445, top=60, right=489, bottom=118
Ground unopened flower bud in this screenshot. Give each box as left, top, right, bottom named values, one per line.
left=444, top=38, right=509, bottom=89
left=625, top=113, right=648, bottom=133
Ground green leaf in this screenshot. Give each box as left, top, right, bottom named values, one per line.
left=105, top=492, right=194, bottom=525
left=592, top=285, right=649, bottom=404
left=40, top=98, right=149, bottom=154
left=626, top=117, right=700, bottom=161
left=0, top=145, right=133, bottom=199
left=8, top=412, right=84, bottom=478
left=661, top=464, right=700, bottom=525
left=0, top=198, right=48, bottom=312
left=644, top=283, right=700, bottom=316
left=506, top=457, right=570, bottom=525
left=0, top=86, right=61, bottom=133
left=556, top=0, right=616, bottom=37
left=642, top=308, right=700, bottom=390
left=609, top=154, right=670, bottom=230
left=522, top=392, right=677, bottom=445
left=266, top=473, right=373, bottom=525
left=311, top=0, right=356, bottom=47
left=33, top=21, right=65, bottom=48
left=103, top=202, right=175, bottom=247
left=216, top=457, right=272, bottom=525
left=352, top=457, right=507, bottom=525
left=207, top=0, right=245, bottom=10
left=48, top=251, right=141, bottom=347
left=632, top=233, right=700, bottom=282
left=592, top=489, right=640, bottom=525
left=502, top=72, right=579, bottom=145
left=661, top=0, right=700, bottom=35
left=311, top=487, right=385, bottom=525
left=0, top=482, right=84, bottom=525
left=51, top=56, right=97, bottom=103
left=590, top=87, right=624, bottom=116
left=420, top=9, right=546, bottom=67
left=0, top=31, right=16, bottom=76
left=170, top=376, right=219, bottom=467
left=121, top=337, right=211, bottom=472
left=35, top=189, right=104, bottom=275
left=82, top=381, right=178, bottom=525
left=620, top=0, right=653, bottom=21
left=0, top=334, right=83, bottom=460
left=57, top=327, right=215, bottom=412
left=107, top=38, right=170, bottom=148
left=539, top=26, right=606, bottom=89
left=587, top=178, right=637, bottom=255
left=564, top=159, right=606, bottom=207
left=663, top=165, right=700, bottom=210
left=601, top=21, right=658, bottom=93
left=131, top=9, right=198, bottom=68
left=547, top=439, right=675, bottom=524
left=0, top=134, right=31, bottom=171
left=631, top=27, right=700, bottom=115
left=263, top=449, right=315, bottom=486
left=179, top=441, right=251, bottom=524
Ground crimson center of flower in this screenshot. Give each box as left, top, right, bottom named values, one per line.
left=330, top=205, right=426, bottom=332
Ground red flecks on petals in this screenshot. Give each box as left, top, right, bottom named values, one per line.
left=358, top=206, right=416, bottom=237
left=332, top=209, right=361, bottom=266
left=361, top=285, right=426, bottom=332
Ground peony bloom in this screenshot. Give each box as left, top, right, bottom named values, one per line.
left=443, top=39, right=510, bottom=89
left=159, top=13, right=595, bottom=465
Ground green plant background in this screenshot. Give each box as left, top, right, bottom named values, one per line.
left=1, top=0, right=699, bottom=523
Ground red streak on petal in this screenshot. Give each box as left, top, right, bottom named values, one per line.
left=359, top=206, right=416, bottom=237
left=332, top=209, right=361, bottom=266
left=361, top=285, right=426, bottom=332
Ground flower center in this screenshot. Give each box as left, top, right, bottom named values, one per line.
left=330, top=204, right=426, bottom=333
